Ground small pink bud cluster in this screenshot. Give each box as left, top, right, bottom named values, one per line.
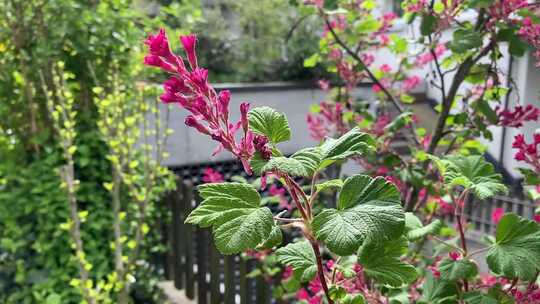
left=297, top=260, right=371, bottom=304
left=202, top=167, right=224, bottom=183
left=512, top=134, right=540, bottom=172
left=144, top=29, right=272, bottom=175
left=415, top=44, right=447, bottom=67
left=497, top=104, right=540, bottom=128
left=402, top=75, right=422, bottom=92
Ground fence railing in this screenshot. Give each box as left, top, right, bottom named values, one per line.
left=163, top=179, right=280, bottom=304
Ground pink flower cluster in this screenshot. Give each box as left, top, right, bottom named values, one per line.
left=144, top=29, right=272, bottom=174
left=306, top=102, right=348, bottom=141
left=488, top=0, right=528, bottom=25
left=519, top=17, right=540, bottom=67
left=415, top=44, right=447, bottom=67
left=402, top=75, right=422, bottom=92
left=512, top=134, right=540, bottom=172
left=296, top=261, right=377, bottom=304
left=497, top=104, right=540, bottom=128
left=202, top=167, right=224, bottom=183
left=491, top=207, right=506, bottom=224
left=268, top=185, right=293, bottom=211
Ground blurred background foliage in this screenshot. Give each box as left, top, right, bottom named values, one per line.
left=0, top=0, right=320, bottom=302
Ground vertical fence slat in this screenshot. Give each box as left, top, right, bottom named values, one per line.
left=256, top=272, right=268, bottom=304
left=164, top=189, right=174, bottom=280
left=196, top=227, right=209, bottom=304
left=239, top=258, right=248, bottom=304
left=209, top=242, right=222, bottom=304
left=183, top=182, right=196, bottom=299
left=224, top=255, right=236, bottom=304
left=172, top=178, right=185, bottom=289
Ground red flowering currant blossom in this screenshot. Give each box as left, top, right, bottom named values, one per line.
left=519, top=16, right=540, bottom=67
left=143, top=29, right=272, bottom=175
left=497, top=104, right=540, bottom=128
left=512, top=133, right=540, bottom=172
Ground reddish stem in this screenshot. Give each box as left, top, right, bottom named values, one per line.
left=309, top=239, right=334, bottom=304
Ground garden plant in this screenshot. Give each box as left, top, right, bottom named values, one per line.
left=146, top=0, right=540, bottom=303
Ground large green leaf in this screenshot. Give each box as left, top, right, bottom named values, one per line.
left=253, top=147, right=323, bottom=177
left=463, top=286, right=515, bottom=304
left=290, top=147, right=323, bottom=176
left=256, top=128, right=374, bottom=177
left=312, top=175, right=404, bottom=255
left=319, top=127, right=375, bottom=169
left=420, top=14, right=438, bottom=36
left=358, top=237, right=417, bottom=287
left=430, top=155, right=507, bottom=200
left=449, top=29, right=482, bottom=53
left=486, top=213, right=540, bottom=280
left=419, top=272, right=458, bottom=304
left=438, top=258, right=478, bottom=281
left=257, top=225, right=283, bottom=250
left=315, top=179, right=344, bottom=193
left=405, top=213, right=442, bottom=241
left=275, top=241, right=317, bottom=282
left=258, top=157, right=308, bottom=177
left=248, top=106, right=291, bottom=144
left=186, top=183, right=274, bottom=254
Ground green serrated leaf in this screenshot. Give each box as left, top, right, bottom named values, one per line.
left=342, top=294, right=367, bottom=304
left=312, top=175, right=404, bottom=255
left=420, top=14, right=438, bottom=36
left=449, top=29, right=483, bottom=53
left=186, top=183, right=273, bottom=254
left=213, top=207, right=274, bottom=254
left=248, top=106, right=291, bottom=144
left=438, top=258, right=478, bottom=281
left=187, top=183, right=261, bottom=227
left=384, top=111, right=414, bottom=133
left=486, top=213, right=540, bottom=280
left=358, top=237, right=417, bottom=287
left=405, top=213, right=442, bottom=241
left=257, top=225, right=283, bottom=250
left=290, top=147, right=323, bottom=176
left=420, top=272, right=458, bottom=303
left=430, top=155, right=507, bottom=200
left=315, top=179, right=344, bottom=192
left=276, top=241, right=317, bottom=282
left=259, top=157, right=308, bottom=177
left=463, top=285, right=515, bottom=304
left=319, top=127, right=375, bottom=169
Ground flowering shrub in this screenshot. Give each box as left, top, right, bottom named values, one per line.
left=146, top=0, right=540, bottom=301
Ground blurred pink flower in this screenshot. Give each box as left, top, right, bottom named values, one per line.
left=403, top=75, right=422, bottom=91
left=492, top=207, right=505, bottom=224
left=202, top=168, right=224, bottom=183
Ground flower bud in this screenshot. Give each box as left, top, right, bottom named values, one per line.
left=185, top=115, right=210, bottom=135
left=217, top=90, right=231, bottom=120
left=180, top=34, right=198, bottom=69
left=240, top=102, right=250, bottom=133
